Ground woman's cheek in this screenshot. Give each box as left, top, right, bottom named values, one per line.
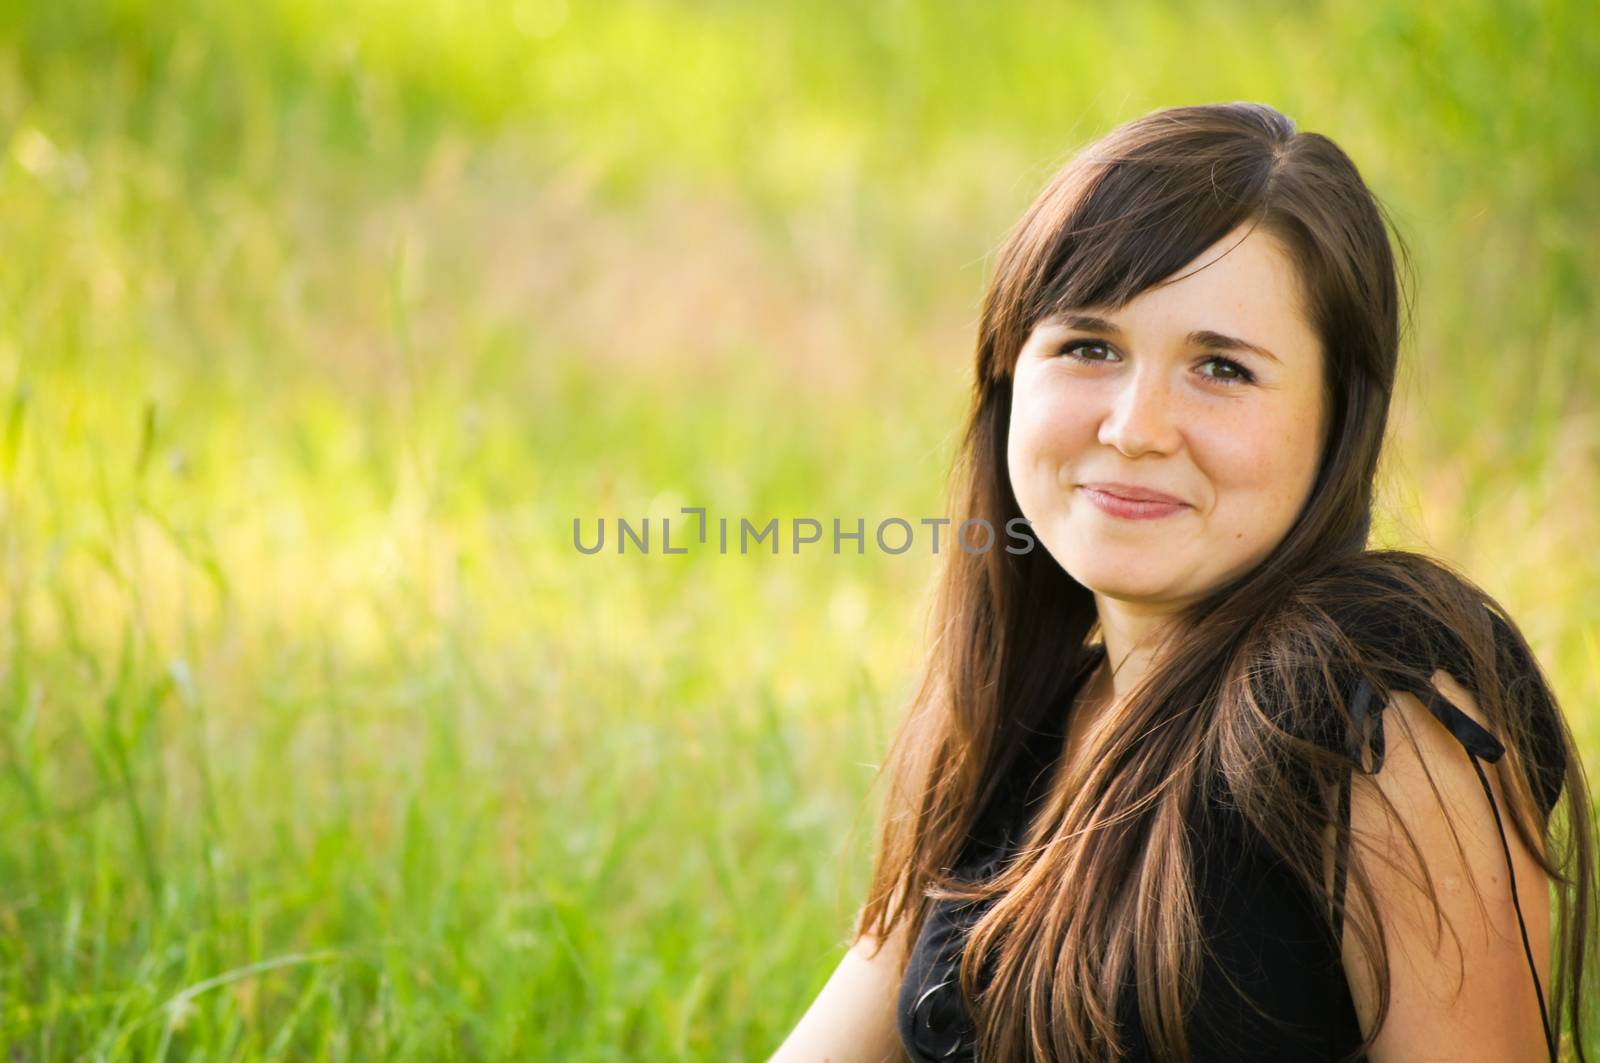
left=1020, top=430, right=1077, bottom=517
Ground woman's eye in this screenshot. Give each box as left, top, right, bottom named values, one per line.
left=1199, top=357, right=1255, bottom=386
left=1058, top=340, right=1116, bottom=362
left=1056, top=342, right=1256, bottom=388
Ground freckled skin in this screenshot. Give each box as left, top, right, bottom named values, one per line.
left=1007, top=225, right=1328, bottom=613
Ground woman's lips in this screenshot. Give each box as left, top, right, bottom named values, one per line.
left=1078, top=485, right=1190, bottom=520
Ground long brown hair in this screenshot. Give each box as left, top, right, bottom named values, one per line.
left=853, top=102, right=1597, bottom=1061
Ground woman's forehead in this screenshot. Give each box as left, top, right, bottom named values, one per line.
left=1035, top=228, right=1316, bottom=347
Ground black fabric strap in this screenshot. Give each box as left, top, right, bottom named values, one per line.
left=1331, top=770, right=1352, bottom=946
left=1336, top=681, right=1556, bottom=1062
left=1415, top=688, right=1556, bottom=1061
left=1464, top=744, right=1557, bottom=1063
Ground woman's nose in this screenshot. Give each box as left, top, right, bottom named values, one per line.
left=1097, top=367, right=1181, bottom=457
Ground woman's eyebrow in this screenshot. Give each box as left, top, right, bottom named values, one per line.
left=1055, top=314, right=1282, bottom=366
left=1188, top=329, right=1282, bottom=365
left=1057, top=313, right=1123, bottom=335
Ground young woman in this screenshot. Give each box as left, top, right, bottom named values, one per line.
left=773, top=103, right=1596, bottom=1062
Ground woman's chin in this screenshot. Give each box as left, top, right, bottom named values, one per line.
left=1066, top=563, right=1187, bottom=603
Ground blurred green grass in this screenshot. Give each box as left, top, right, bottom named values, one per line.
left=0, top=0, right=1596, bottom=1057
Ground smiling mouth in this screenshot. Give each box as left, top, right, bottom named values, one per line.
left=1078, top=481, right=1188, bottom=505
left=1077, top=485, right=1190, bottom=520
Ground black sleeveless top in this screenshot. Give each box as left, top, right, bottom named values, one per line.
left=897, top=628, right=1566, bottom=1063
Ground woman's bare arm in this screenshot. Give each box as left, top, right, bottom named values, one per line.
left=1343, top=669, right=1553, bottom=1062
left=768, top=916, right=914, bottom=1063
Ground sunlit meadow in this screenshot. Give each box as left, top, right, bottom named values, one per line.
left=0, top=0, right=1596, bottom=1058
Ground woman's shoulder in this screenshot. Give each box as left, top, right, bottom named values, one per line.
left=1251, top=549, right=1567, bottom=818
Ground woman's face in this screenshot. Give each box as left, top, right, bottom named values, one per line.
left=1007, top=225, right=1328, bottom=609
